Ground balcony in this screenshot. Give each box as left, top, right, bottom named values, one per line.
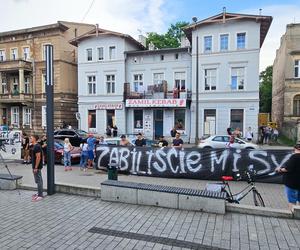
left=0, top=91, right=33, bottom=104
left=0, top=59, right=32, bottom=72
left=124, top=82, right=192, bottom=100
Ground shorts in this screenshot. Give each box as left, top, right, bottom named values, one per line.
left=88, top=150, right=94, bottom=160
left=285, top=186, right=300, bottom=203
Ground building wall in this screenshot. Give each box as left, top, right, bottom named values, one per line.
left=190, top=20, right=261, bottom=142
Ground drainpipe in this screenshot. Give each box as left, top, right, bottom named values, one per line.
left=195, top=36, right=199, bottom=144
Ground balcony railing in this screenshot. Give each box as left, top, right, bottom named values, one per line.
left=0, top=92, right=33, bottom=103
left=0, top=59, right=32, bottom=72
left=124, top=82, right=191, bottom=100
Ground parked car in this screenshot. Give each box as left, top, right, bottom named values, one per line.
left=198, top=135, right=258, bottom=149
left=54, top=140, right=81, bottom=165
left=54, top=129, right=88, bottom=146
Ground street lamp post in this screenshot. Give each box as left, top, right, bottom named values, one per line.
left=195, top=36, right=199, bottom=144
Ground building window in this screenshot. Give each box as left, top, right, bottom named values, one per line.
left=11, top=107, right=19, bottom=127
left=0, top=49, right=5, bottom=61
left=160, top=55, right=164, bottom=61
left=24, top=76, right=30, bottom=94
left=106, top=75, right=115, bottom=94
left=295, top=60, right=299, bottom=78
left=107, top=110, right=115, bottom=127
left=174, top=72, right=186, bottom=91
left=175, top=53, right=179, bottom=60
left=153, top=73, right=164, bottom=85
left=23, top=108, right=31, bottom=126
left=97, top=47, right=104, bottom=61
left=23, top=47, right=30, bottom=60
left=11, top=48, right=18, bottom=60
left=204, top=36, right=212, bottom=52
left=133, top=74, right=143, bottom=92
left=231, top=67, right=245, bottom=90
left=1, top=78, right=7, bottom=94
left=204, top=109, right=216, bottom=135
left=230, top=109, right=244, bottom=132
left=204, top=69, right=217, bottom=91
left=220, top=34, right=228, bottom=51
left=12, top=77, right=19, bottom=94
left=174, top=109, right=185, bottom=130
left=87, top=75, right=96, bottom=95
left=109, top=46, right=116, bottom=60
left=134, top=110, right=143, bottom=129
left=88, top=110, right=96, bottom=129
left=294, top=95, right=300, bottom=116
left=42, top=44, right=51, bottom=60
left=237, top=33, right=246, bottom=49
left=41, top=71, right=46, bottom=93
left=86, top=48, right=92, bottom=61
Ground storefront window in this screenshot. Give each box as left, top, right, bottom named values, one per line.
left=174, top=109, right=185, bottom=130
left=134, top=110, right=143, bottom=129
left=88, top=110, right=96, bottom=129
left=204, top=109, right=216, bottom=135
left=107, top=110, right=115, bottom=127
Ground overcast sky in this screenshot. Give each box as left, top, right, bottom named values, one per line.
left=2, top=0, right=300, bottom=71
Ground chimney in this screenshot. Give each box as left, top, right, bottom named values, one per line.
left=138, top=35, right=146, bottom=47
left=95, top=23, right=99, bottom=36
left=223, top=7, right=226, bottom=23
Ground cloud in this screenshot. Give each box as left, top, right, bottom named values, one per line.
left=243, top=4, right=300, bottom=71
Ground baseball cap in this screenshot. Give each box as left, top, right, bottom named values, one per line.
left=294, top=143, right=300, bottom=150
left=120, top=134, right=126, bottom=139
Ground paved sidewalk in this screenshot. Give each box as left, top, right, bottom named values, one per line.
left=2, top=162, right=288, bottom=210
left=1, top=190, right=300, bottom=250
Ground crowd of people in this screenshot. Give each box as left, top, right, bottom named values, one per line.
left=258, top=125, right=279, bottom=144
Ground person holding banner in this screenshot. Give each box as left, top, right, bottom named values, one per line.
left=172, top=132, right=183, bottom=149
left=276, top=143, right=300, bottom=211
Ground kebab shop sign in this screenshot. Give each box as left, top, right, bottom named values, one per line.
left=125, top=99, right=186, bottom=108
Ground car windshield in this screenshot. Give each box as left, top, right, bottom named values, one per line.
left=76, top=130, right=88, bottom=137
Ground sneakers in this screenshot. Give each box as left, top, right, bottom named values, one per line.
left=32, top=195, right=43, bottom=202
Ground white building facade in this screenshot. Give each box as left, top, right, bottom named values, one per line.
left=184, top=12, right=272, bottom=142
left=72, top=12, right=272, bottom=142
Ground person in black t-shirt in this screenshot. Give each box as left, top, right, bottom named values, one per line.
left=22, top=132, right=30, bottom=164
left=135, top=133, right=146, bottom=147
left=276, top=143, right=300, bottom=211
left=158, top=136, right=168, bottom=147
left=30, top=134, right=44, bottom=201
left=170, top=127, right=177, bottom=138
left=172, top=132, right=183, bottom=149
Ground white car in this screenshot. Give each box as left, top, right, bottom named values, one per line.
left=198, top=135, right=258, bottom=149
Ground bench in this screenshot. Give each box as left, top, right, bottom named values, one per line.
left=0, top=174, right=23, bottom=190
left=101, top=180, right=226, bottom=214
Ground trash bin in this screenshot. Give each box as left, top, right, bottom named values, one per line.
left=108, top=163, right=118, bottom=180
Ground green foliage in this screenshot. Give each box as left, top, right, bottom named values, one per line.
left=146, top=21, right=189, bottom=49
left=259, top=66, right=273, bottom=113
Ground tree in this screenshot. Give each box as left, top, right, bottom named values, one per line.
left=259, top=66, right=273, bottom=113
left=146, top=21, right=189, bottom=49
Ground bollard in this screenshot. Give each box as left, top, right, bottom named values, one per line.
left=108, top=163, right=118, bottom=180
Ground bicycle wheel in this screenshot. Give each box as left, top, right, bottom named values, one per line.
left=253, top=189, right=265, bottom=207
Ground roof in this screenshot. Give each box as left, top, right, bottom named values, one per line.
left=125, top=47, right=189, bottom=56
left=69, top=27, right=145, bottom=50
left=0, top=21, right=69, bottom=37
left=183, top=12, right=273, bottom=48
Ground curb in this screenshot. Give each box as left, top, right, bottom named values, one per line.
left=19, top=183, right=298, bottom=219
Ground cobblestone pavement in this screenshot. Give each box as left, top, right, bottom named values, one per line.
left=1, top=190, right=300, bottom=250
left=3, top=162, right=288, bottom=210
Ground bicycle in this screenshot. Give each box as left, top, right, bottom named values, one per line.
left=205, top=170, right=265, bottom=207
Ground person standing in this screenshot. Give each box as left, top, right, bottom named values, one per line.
left=135, top=133, right=146, bottom=147
left=87, top=134, right=96, bottom=169
left=120, top=135, right=131, bottom=146
left=170, top=127, right=177, bottom=138
left=30, top=135, right=43, bottom=201
left=79, top=140, right=88, bottom=171
left=40, top=135, right=47, bottom=165
left=106, top=126, right=112, bottom=137
left=113, top=125, right=118, bottom=137
left=276, top=143, right=300, bottom=211
left=158, top=136, right=168, bottom=147
left=246, top=127, right=254, bottom=142
left=22, top=132, right=30, bottom=164
left=63, top=138, right=73, bottom=171
left=272, top=128, right=279, bottom=142
left=172, top=132, right=183, bottom=149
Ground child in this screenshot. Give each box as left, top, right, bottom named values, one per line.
left=63, top=138, right=73, bottom=171
left=80, top=140, right=88, bottom=171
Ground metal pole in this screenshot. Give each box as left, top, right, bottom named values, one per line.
left=195, top=36, right=199, bottom=144
left=45, top=45, right=55, bottom=195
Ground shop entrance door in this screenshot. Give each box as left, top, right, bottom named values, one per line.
left=154, top=110, right=163, bottom=139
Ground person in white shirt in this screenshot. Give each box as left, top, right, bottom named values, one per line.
left=246, top=127, right=254, bottom=142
